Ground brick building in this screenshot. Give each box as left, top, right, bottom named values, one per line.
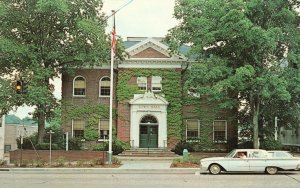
left=61, top=37, right=238, bottom=151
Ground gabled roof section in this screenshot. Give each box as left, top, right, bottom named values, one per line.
left=124, top=37, right=186, bottom=60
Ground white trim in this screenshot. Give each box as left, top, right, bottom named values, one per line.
left=73, top=75, right=86, bottom=97
left=185, top=119, right=201, bottom=139
left=126, top=38, right=170, bottom=56
left=71, top=119, right=74, bottom=138
left=99, top=76, right=111, bottom=97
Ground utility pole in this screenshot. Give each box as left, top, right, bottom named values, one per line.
left=47, top=130, right=55, bottom=165
left=275, top=116, right=279, bottom=141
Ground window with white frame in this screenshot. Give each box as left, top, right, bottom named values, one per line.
left=72, top=119, right=85, bottom=138
left=151, top=76, right=162, bottom=92
left=137, top=77, right=147, bottom=91
left=213, top=120, right=227, bottom=142
left=99, top=77, right=110, bottom=96
left=186, top=119, right=200, bottom=139
left=73, top=76, right=86, bottom=96
left=99, top=119, right=109, bottom=140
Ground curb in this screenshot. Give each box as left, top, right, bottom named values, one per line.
left=0, top=167, right=199, bottom=174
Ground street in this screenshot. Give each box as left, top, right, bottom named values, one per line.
left=0, top=171, right=299, bottom=188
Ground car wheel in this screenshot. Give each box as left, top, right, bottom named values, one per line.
left=209, top=164, right=221, bottom=175
left=265, top=167, right=278, bottom=175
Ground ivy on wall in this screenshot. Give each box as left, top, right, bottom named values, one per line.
left=62, top=101, right=114, bottom=141
left=116, top=69, right=183, bottom=141
left=182, top=70, right=238, bottom=150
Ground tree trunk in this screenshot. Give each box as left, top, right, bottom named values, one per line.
left=37, top=105, right=46, bottom=143
left=252, top=100, right=260, bottom=149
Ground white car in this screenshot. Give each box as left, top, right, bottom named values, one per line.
left=200, top=149, right=300, bottom=175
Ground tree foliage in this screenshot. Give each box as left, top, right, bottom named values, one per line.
left=168, top=0, right=300, bottom=148
left=0, top=0, right=111, bottom=143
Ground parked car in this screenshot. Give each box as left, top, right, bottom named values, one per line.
left=200, top=149, right=300, bottom=175
left=267, top=150, right=294, bottom=158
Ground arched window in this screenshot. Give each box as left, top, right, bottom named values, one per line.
left=99, top=77, right=110, bottom=97
left=73, top=76, right=86, bottom=96
left=140, top=115, right=158, bottom=124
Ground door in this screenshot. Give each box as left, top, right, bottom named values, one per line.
left=140, top=125, right=158, bottom=148
left=139, top=115, right=158, bottom=148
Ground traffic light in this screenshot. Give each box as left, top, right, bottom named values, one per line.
left=16, top=80, right=22, bottom=94
left=22, top=81, right=28, bottom=94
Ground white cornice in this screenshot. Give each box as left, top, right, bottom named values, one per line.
left=125, top=38, right=187, bottom=61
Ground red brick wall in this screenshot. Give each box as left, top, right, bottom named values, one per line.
left=61, top=68, right=117, bottom=133
left=132, top=47, right=168, bottom=58
left=10, top=150, right=107, bottom=163
left=117, top=103, right=131, bottom=142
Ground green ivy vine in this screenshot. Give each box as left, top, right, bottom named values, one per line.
left=62, top=101, right=114, bottom=141
left=117, top=69, right=183, bottom=142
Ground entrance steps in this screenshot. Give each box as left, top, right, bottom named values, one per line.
left=117, top=148, right=180, bottom=160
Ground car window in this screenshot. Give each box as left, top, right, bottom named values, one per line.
left=250, top=151, right=267, bottom=158
left=225, top=150, right=237, bottom=158
left=274, top=152, right=293, bottom=158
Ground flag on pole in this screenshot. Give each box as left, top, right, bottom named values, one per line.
left=111, top=11, right=117, bottom=58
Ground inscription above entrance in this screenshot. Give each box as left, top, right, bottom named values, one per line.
left=139, top=105, right=160, bottom=110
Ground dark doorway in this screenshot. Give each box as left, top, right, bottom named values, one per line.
left=139, top=115, right=158, bottom=148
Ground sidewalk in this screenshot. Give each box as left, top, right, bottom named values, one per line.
left=0, top=158, right=199, bottom=174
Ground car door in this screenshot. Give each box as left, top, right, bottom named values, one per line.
left=224, top=151, right=250, bottom=171
left=226, top=158, right=250, bottom=171
left=248, top=151, right=268, bottom=172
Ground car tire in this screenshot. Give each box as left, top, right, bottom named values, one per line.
left=265, top=167, right=278, bottom=175
left=209, top=164, right=221, bottom=175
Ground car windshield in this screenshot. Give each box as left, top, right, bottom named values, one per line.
left=225, top=149, right=236, bottom=158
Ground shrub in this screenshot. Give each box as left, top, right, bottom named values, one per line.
left=35, top=143, right=59, bottom=150
left=92, top=143, right=108, bottom=151
left=68, top=138, right=82, bottom=150
left=54, top=156, right=66, bottom=167
left=111, top=140, right=130, bottom=155
left=0, top=160, right=7, bottom=165
left=171, top=141, right=194, bottom=155
left=238, top=141, right=254, bottom=149
left=112, top=157, right=122, bottom=165
left=35, top=160, right=47, bottom=167
left=93, top=158, right=105, bottom=165
left=17, top=133, right=38, bottom=149
left=260, top=138, right=283, bottom=150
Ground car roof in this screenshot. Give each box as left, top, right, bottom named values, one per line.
left=234, top=149, right=266, bottom=151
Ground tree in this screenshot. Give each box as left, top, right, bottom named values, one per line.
left=168, top=0, right=300, bottom=148
left=0, top=0, right=111, bottom=143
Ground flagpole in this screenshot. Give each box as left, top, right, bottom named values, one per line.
left=108, top=10, right=115, bottom=165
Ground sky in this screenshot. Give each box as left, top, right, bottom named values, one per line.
left=10, top=0, right=178, bottom=119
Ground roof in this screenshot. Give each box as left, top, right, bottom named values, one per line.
left=123, top=37, right=190, bottom=57
left=5, top=114, right=38, bottom=126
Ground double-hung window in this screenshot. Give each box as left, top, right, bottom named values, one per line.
left=137, top=77, right=147, bottom=91
left=186, top=119, right=200, bottom=139
left=100, top=77, right=110, bottom=97
left=213, top=120, right=227, bottom=142
left=72, top=119, right=85, bottom=139
left=99, top=119, right=109, bottom=140
left=151, top=76, right=162, bottom=92
left=73, top=76, right=86, bottom=96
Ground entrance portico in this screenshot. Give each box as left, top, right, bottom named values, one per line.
left=129, top=91, right=168, bottom=148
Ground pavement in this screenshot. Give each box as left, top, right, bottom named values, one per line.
left=0, top=157, right=199, bottom=174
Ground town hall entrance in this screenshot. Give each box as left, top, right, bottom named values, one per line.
left=129, top=91, right=168, bottom=148
left=139, top=115, right=158, bottom=148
